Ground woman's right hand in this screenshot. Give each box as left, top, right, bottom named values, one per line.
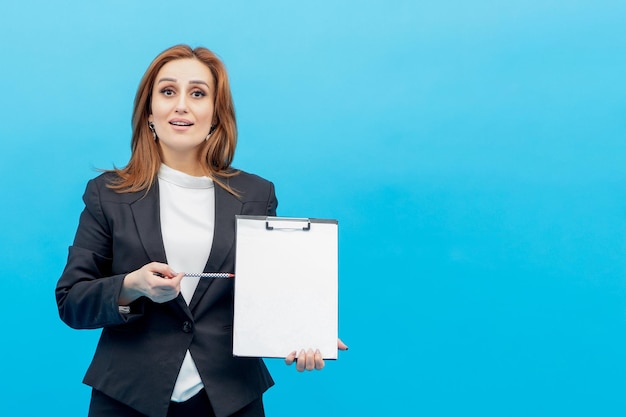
left=119, top=262, right=184, bottom=305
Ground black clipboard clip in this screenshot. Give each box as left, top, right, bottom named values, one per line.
left=265, top=217, right=311, bottom=231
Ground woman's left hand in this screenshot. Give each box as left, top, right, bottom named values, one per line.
left=285, top=338, right=349, bottom=372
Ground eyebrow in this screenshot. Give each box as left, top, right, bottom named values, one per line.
left=157, top=77, right=211, bottom=88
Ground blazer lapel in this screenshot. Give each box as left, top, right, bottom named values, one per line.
left=188, top=183, right=242, bottom=311
left=130, top=185, right=168, bottom=263
left=130, top=183, right=192, bottom=317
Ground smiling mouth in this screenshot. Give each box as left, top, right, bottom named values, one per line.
left=170, top=121, right=193, bottom=126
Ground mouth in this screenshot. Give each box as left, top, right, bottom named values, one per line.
left=169, top=119, right=194, bottom=127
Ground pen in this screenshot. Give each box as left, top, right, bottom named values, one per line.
left=153, top=272, right=234, bottom=279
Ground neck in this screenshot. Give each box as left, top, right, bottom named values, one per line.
left=160, top=150, right=204, bottom=177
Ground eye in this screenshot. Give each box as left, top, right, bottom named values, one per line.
left=160, top=88, right=175, bottom=96
left=191, top=90, right=206, bottom=98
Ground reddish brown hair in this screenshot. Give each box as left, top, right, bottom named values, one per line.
left=107, top=44, right=238, bottom=193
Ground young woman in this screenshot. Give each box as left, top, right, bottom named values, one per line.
left=56, top=44, right=346, bottom=417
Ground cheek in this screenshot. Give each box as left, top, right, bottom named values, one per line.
left=152, top=113, right=170, bottom=127
left=150, top=98, right=169, bottom=121
left=198, top=103, right=215, bottom=118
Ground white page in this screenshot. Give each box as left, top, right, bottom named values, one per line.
left=233, top=216, right=338, bottom=359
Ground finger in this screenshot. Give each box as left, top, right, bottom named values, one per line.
left=151, top=278, right=181, bottom=303
left=296, top=349, right=306, bottom=372
left=337, top=338, right=349, bottom=351
left=151, top=262, right=177, bottom=279
left=285, top=351, right=297, bottom=365
left=314, top=349, right=325, bottom=370
left=305, top=348, right=315, bottom=371
left=152, top=273, right=182, bottom=292
left=170, top=272, right=185, bottom=284
left=153, top=285, right=177, bottom=299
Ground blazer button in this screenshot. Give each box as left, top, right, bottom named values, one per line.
left=182, top=321, right=192, bottom=333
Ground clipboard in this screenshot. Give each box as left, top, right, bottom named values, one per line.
left=233, top=215, right=338, bottom=359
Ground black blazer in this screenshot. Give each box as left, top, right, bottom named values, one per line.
left=56, top=170, right=277, bottom=417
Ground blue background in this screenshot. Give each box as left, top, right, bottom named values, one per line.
left=1, top=1, right=625, bottom=416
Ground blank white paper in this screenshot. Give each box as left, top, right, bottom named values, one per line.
left=233, top=216, right=338, bottom=359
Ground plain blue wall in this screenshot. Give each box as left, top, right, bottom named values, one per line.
left=1, top=1, right=625, bottom=416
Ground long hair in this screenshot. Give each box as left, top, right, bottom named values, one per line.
left=107, top=44, right=239, bottom=193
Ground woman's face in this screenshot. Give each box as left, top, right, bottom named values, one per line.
left=149, top=58, right=216, bottom=160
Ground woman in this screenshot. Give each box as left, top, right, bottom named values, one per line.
left=56, top=44, right=346, bottom=417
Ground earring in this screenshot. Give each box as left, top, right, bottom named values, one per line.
left=205, top=124, right=217, bottom=141
left=148, top=122, right=157, bottom=141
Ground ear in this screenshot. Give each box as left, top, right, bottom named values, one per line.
left=148, top=114, right=154, bottom=123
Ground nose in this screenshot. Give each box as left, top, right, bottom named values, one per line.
left=175, top=95, right=188, bottom=113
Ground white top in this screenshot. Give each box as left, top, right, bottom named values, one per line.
left=158, top=163, right=215, bottom=402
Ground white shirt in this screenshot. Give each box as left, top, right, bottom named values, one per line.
left=158, top=164, right=215, bottom=402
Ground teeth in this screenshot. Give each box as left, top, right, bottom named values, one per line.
left=171, top=121, right=192, bottom=126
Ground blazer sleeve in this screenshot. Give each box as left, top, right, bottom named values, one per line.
left=55, top=178, right=144, bottom=329
left=267, top=181, right=278, bottom=216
